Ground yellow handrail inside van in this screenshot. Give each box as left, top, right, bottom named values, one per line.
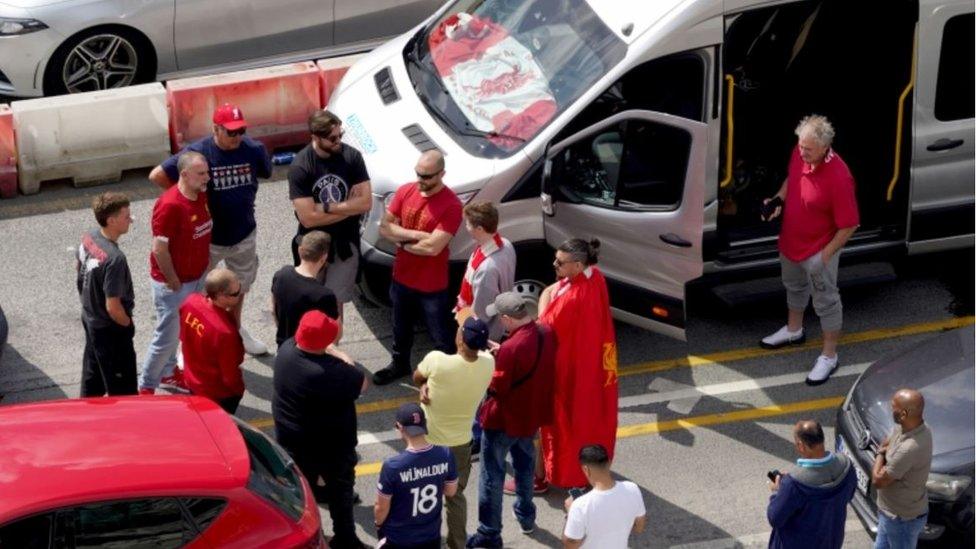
left=719, top=74, right=735, bottom=189
left=887, top=27, right=918, bottom=202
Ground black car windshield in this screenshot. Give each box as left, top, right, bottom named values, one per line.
left=406, top=0, right=627, bottom=158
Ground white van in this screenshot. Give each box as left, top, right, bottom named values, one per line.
left=329, top=0, right=974, bottom=340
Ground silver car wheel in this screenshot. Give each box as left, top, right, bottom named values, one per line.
left=62, top=34, right=139, bottom=93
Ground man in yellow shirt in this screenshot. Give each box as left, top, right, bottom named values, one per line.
left=413, top=317, right=494, bottom=549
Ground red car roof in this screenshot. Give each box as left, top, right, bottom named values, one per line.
left=0, top=395, right=251, bottom=523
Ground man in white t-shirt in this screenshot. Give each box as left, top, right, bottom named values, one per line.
left=563, top=444, right=646, bottom=548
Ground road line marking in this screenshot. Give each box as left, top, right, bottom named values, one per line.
left=623, top=362, right=870, bottom=410
left=344, top=395, right=846, bottom=477
left=669, top=519, right=863, bottom=548
left=246, top=316, right=971, bottom=430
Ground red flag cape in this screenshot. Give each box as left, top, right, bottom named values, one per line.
left=539, top=266, right=618, bottom=488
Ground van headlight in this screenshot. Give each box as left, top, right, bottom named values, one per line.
left=0, top=18, right=47, bottom=36
left=926, top=473, right=972, bottom=501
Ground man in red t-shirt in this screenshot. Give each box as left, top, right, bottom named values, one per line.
left=373, top=150, right=463, bottom=385
left=179, top=268, right=245, bottom=413
left=762, top=115, right=859, bottom=385
left=139, top=151, right=213, bottom=394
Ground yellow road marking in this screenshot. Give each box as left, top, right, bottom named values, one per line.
left=247, top=315, right=972, bottom=430
left=349, top=395, right=846, bottom=477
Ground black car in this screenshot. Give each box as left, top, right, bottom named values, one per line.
left=836, top=326, right=975, bottom=543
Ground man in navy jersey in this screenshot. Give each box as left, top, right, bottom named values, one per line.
left=375, top=403, right=459, bottom=549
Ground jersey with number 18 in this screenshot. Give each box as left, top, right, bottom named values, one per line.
left=377, top=445, right=458, bottom=545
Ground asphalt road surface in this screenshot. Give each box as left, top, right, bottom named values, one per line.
left=1, top=171, right=972, bottom=548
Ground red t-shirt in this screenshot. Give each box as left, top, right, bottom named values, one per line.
left=388, top=182, right=462, bottom=292
left=179, top=293, right=245, bottom=400
left=779, top=147, right=860, bottom=262
left=150, top=185, right=212, bottom=283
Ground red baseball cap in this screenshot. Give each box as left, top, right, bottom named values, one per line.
left=295, top=310, right=338, bottom=351
left=212, top=103, right=247, bottom=130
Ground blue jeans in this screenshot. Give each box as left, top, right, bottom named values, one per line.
left=874, top=512, right=926, bottom=549
left=476, top=429, right=536, bottom=539
left=389, top=281, right=455, bottom=369
left=139, top=278, right=200, bottom=389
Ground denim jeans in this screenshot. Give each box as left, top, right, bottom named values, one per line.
left=476, top=429, right=536, bottom=540
left=874, top=512, right=927, bottom=549
left=139, top=278, right=200, bottom=389
left=389, top=281, right=455, bottom=369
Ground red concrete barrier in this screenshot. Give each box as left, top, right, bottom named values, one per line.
left=166, top=62, right=321, bottom=154
left=0, top=104, right=18, bottom=198
left=317, top=54, right=366, bottom=107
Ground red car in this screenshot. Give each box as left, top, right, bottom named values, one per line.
left=0, top=395, right=326, bottom=548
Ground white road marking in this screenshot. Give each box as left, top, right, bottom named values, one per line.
left=647, top=377, right=703, bottom=414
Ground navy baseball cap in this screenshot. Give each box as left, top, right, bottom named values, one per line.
left=462, top=317, right=490, bottom=351
left=396, top=403, right=428, bottom=436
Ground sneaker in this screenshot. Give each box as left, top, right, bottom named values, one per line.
left=805, top=354, right=838, bottom=386
left=240, top=327, right=269, bottom=356
left=160, top=368, right=189, bottom=392
left=466, top=532, right=503, bottom=548
left=470, top=439, right=481, bottom=462
left=503, top=476, right=549, bottom=495
left=512, top=508, right=535, bottom=534
left=138, top=387, right=155, bottom=396
left=760, top=325, right=805, bottom=349
left=372, top=363, right=410, bottom=386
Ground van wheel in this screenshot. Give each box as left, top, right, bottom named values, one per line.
left=511, top=278, right=546, bottom=319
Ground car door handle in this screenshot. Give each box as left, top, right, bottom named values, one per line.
left=927, top=138, right=964, bottom=152
left=659, top=233, right=692, bottom=248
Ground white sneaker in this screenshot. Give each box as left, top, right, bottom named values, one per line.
left=240, top=327, right=269, bottom=356
left=760, top=325, right=805, bottom=349
left=806, top=354, right=838, bottom=386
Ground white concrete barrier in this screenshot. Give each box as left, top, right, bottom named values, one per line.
left=12, top=83, right=169, bottom=194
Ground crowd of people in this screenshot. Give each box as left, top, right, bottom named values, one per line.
left=72, top=105, right=934, bottom=548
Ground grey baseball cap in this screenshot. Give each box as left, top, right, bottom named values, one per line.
left=486, top=291, right=529, bottom=319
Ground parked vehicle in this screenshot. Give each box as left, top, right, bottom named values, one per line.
left=0, top=0, right=442, bottom=97
left=0, top=395, right=326, bottom=548
left=330, top=0, right=974, bottom=339
left=835, top=325, right=975, bottom=544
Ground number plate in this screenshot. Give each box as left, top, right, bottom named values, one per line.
left=838, top=437, right=870, bottom=495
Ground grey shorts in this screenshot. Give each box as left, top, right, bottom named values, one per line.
left=208, top=229, right=259, bottom=293
left=780, top=250, right=843, bottom=332
left=324, top=247, right=359, bottom=303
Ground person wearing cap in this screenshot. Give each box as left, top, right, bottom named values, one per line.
left=454, top=201, right=516, bottom=341
left=411, top=317, right=494, bottom=549
left=375, top=403, right=459, bottom=549
left=289, top=109, right=372, bottom=333
left=467, top=292, right=556, bottom=548
left=273, top=310, right=368, bottom=549
left=149, top=102, right=273, bottom=357
left=374, top=149, right=463, bottom=386
left=178, top=268, right=245, bottom=414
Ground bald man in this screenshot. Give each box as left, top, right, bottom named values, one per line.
left=871, top=389, right=932, bottom=549
left=374, top=150, right=463, bottom=385
left=767, top=420, right=856, bottom=549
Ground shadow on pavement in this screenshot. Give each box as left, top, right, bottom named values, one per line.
left=0, top=343, right=69, bottom=404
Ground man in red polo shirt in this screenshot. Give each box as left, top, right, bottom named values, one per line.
left=179, top=268, right=246, bottom=414
left=762, top=115, right=859, bottom=385
left=374, top=150, right=463, bottom=385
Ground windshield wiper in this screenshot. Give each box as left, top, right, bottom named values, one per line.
left=457, top=122, right=527, bottom=144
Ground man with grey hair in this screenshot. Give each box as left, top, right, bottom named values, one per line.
left=761, top=115, right=859, bottom=385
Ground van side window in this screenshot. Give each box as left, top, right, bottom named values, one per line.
left=935, top=13, right=974, bottom=121
left=553, top=119, right=691, bottom=211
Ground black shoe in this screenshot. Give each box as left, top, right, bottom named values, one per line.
left=372, top=363, right=410, bottom=386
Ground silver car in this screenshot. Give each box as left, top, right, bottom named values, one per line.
left=0, top=0, right=443, bottom=97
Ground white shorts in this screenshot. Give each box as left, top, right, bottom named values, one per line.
left=208, top=229, right=259, bottom=293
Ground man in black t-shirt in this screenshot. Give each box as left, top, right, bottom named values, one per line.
left=273, top=310, right=368, bottom=549
left=271, top=231, right=339, bottom=347
left=76, top=192, right=137, bottom=396
left=288, top=109, right=372, bottom=326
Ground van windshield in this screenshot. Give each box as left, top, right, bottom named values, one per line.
left=406, top=0, right=626, bottom=158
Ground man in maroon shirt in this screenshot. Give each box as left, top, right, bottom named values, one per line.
left=179, top=268, right=245, bottom=414
left=373, top=150, right=463, bottom=385
left=761, top=115, right=859, bottom=385
left=468, top=292, right=556, bottom=547
left=140, top=151, right=213, bottom=394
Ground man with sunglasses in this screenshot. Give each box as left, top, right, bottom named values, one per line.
left=374, top=150, right=463, bottom=385
left=289, top=110, right=372, bottom=331
left=178, top=268, right=246, bottom=414
left=150, top=103, right=273, bottom=357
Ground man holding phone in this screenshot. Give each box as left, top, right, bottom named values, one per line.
left=562, top=445, right=645, bottom=548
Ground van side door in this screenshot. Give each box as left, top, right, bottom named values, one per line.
left=910, top=1, right=974, bottom=248
left=541, top=110, right=707, bottom=340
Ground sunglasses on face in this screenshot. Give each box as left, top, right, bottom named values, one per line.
left=553, top=258, right=578, bottom=267
left=416, top=170, right=441, bottom=180
left=224, top=287, right=242, bottom=298
left=223, top=127, right=246, bottom=137
left=317, top=130, right=345, bottom=143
